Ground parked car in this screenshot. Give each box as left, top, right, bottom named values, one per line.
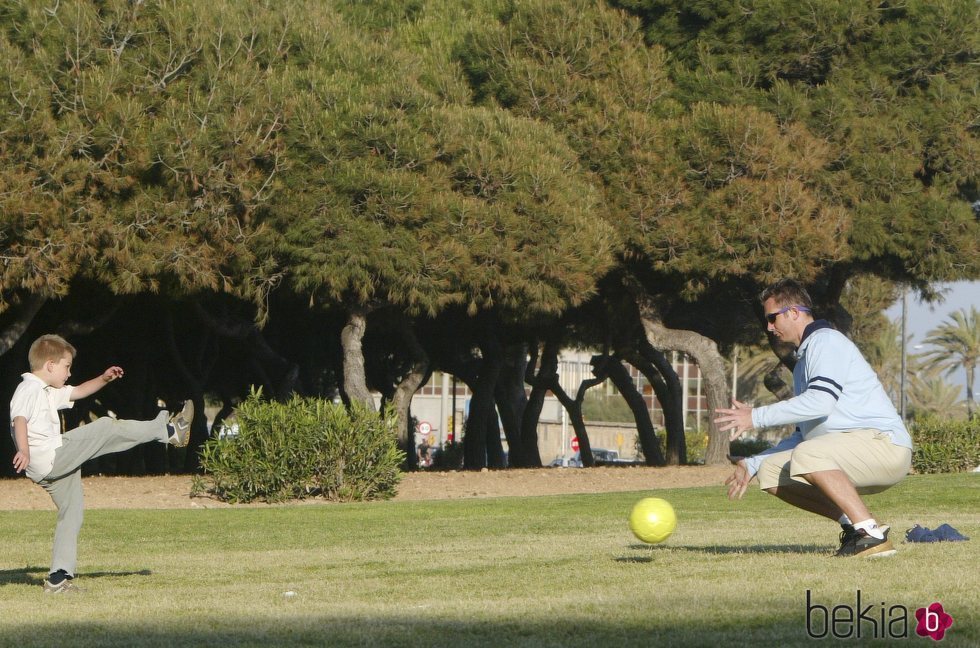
left=550, top=448, right=621, bottom=467
left=588, top=449, right=621, bottom=465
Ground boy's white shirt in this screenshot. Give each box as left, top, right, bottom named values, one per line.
left=9, top=372, right=74, bottom=482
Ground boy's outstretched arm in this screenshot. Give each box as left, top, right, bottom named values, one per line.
left=70, top=366, right=124, bottom=401
left=12, top=416, right=29, bottom=474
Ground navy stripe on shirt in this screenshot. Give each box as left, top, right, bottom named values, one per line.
left=809, top=376, right=843, bottom=393
left=808, top=384, right=840, bottom=400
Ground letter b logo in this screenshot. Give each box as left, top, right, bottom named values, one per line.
left=915, top=603, right=953, bottom=641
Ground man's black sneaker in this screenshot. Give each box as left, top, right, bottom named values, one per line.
left=835, top=524, right=859, bottom=556
left=836, top=526, right=896, bottom=558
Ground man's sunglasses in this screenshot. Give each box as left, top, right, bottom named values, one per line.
left=765, top=305, right=811, bottom=324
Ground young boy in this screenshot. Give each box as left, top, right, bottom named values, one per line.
left=9, top=334, right=194, bottom=593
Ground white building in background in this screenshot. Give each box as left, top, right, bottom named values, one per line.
left=408, top=349, right=708, bottom=463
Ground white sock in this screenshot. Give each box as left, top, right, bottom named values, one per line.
left=838, top=515, right=852, bottom=527
left=853, top=519, right=884, bottom=540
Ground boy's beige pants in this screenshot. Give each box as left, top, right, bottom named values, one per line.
left=37, top=412, right=170, bottom=577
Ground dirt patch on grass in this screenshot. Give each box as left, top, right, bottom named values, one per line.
left=0, top=465, right=733, bottom=510
left=395, top=465, right=732, bottom=501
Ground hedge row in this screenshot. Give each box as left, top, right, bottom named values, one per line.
left=911, top=416, right=980, bottom=474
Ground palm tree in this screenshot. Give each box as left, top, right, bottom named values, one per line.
left=861, top=318, right=905, bottom=407
left=921, top=307, right=979, bottom=419
left=908, top=368, right=968, bottom=421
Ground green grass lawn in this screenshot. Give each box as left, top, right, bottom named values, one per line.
left=1, top=472, right=977, bottom=647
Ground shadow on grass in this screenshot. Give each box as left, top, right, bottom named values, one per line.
left=615, top=543, right=830, bottom=562
left=0, top=566, right=152, bottom=586
left=5, top=616, right=825, bottom=648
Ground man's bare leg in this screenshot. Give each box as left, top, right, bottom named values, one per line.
left=799, top=469, right=872, bottom=522
left=764, top=481, right=843, bottom=521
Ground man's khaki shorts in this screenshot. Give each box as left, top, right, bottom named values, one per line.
left=756, top=429, right=912, bottom=494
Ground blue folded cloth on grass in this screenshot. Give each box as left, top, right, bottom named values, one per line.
left=934, top=524, right=970, bottom=541
left=905, top=524, right=970, bottom=543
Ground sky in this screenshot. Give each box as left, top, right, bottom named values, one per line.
left=884, top=280, right=979, bottom=399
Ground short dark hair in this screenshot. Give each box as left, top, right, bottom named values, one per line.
left=759, top=278, right=814, bottom=309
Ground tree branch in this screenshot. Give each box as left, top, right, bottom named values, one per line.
left=0, top=294, right=47, bottom=357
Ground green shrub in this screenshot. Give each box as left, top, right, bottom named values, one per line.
left=910, top=416, right=980, bottom=474
left=192, top=391, right=405, bottom=503
left=635, top=429, right=712, bottom=465
left=682, top=430, right=708, bottom=464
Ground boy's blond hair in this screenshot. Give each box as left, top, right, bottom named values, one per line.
left=28, top=334, right=76, bottom=371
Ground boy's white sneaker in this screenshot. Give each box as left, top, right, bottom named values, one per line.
left=43, top=579, right=79, bottom=594
left=167, top=400, right=194, bottom=447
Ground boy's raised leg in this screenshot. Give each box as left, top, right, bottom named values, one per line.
left=43, top=412, right=170, bottom=481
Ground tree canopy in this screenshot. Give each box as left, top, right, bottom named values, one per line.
left=1, top=0, right=978, bottom=473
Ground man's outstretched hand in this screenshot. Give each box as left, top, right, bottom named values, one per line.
left=725, top=455, right=751, bottom=500
left=713, top=399, right=755, bottom=441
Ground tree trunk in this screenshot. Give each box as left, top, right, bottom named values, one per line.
left=463, top=329, right=506, bottom=469
left=403, top=405, right=419, bottom=470
left=966, top=365, right=975, bottom=420
left=191, top=300, right=300, bottom=399
left=389, top=326, right=430, bottom=470
left=210, top=394, right=236, bottom=438
left=604, top=355, right=665, bottom=466
left=521, top=338, right=561, bottom=468
left=184, top=393, right=208, bottom=473
left=635, top=294, right=730, bottom=465
left=0, top=293, right=46, bottom=357
left=823, top=268, right=854, bottom=335
left=463, top=351, right=504, bottom=469
left=162, top=309, right=208, bottom=473
left=764, top=364, right=795, bottom=400
left=486, top=408, right=506, bottom=468
left=340, top=307, right=375, bottom=409
left=549, top=375, right=599, bottom=467
left=624, top=342, right=686, bottom=465
left=494, top=343, right=528, bottom=467
left=648, top=347, right=687, bottom=464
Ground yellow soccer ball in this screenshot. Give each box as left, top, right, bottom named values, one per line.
left=628, top=497, right=677, bottom=544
